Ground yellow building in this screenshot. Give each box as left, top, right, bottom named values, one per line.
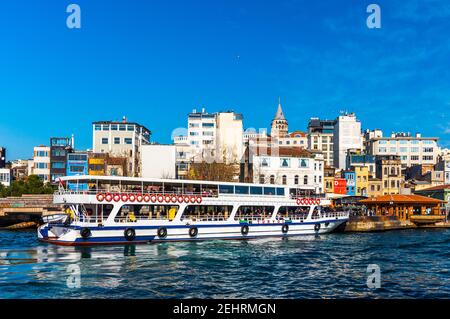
left=324, top=166, right=335, bottom=194
left=367, top=178, right=383, bottom=198
left=88, top=157, right=105, bottom=176
left=354, top=166, right=369, bottom=196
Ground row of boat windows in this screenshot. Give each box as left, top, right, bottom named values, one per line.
left=219, top=185, right=285, bottom=196
left=112, top=204, right=316, bottom=222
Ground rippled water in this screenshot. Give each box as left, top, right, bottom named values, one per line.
left=0, top=229, right=449, bottom=298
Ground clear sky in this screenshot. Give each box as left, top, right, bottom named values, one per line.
left=1, top=0, right=450, bottom=160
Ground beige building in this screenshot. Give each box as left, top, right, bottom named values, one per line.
left=307, top=118, right=335, bottom=167
left=92, top=118, right=151, bottom=177
left=376, top=155, right=403, bottom=195
left=365, top=131, right=439, bottom=169
left=31, top=146, right=51, bottom=183
left=333, top=113, right=363, bottom=170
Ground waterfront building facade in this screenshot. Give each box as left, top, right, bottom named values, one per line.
left=92, top=118, right=151, bottom=177
left=333, top=113, right=363, bottom=170
left=32, top=146, right=51, bottom=183
left=0, top=168, right=11, bottom=187
left=367, top=178, right=383, bottom=198
left=343, top=170, right=356, bottom=196
left=242, top=146, right=324, bottom=194
left=324, top=166, right=336, bottom=194
left=10, top=159, right=30, bottom=181
left=376, top=155, right=403, bottom=195
left=346, top=151, right=376, bottom=177
left=88, top=153, right=106, bottom=176
left=307, top=118, right=335, bottom=167
left=66, top=152, right=88, bottom=190
left=50, top=137, right=74, bottom=184
left=334, top=177, right=347, bottom=195
left=365, top=131, right=439, bottom=169
left=354, top=166, right=369, bottom=197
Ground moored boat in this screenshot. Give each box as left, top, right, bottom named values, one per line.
left=37, top=175, right=349, bottom=245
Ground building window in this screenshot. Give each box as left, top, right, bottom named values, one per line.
left=95, top=124, right=101, bottom=131
left=259, top=175, right=265, bottom=184
left=294, top=175, right=299, bottom=184
left=270, top=175, right=275, bottom=184
left=304, top=175, right=308, bottom=185
left=111, top=124, right=118, bottom=131
left=299, top=159, right=309, bottom=168
left=282, top=175, right=287, bottom=185
left=261, top=158, right=270, bottom=167
left=124, top=138, right=132, bottom=145
left=280, top=158, right=290, bottom=168
left=119, top=124, right=126, bottom=131
left=51, top=149, right=66, bottom=157
left=127, top=125, right=135, bottom=131
left=114, top=137, right=120, bottom=144
left=102, top=138, right=108, bottom=144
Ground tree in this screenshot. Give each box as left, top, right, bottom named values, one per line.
left=0, top=175, right=55, bottom=198
left=187, top=161, right=239, bottom=182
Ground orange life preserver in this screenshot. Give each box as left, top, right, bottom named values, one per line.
left=183, top=196, right=190, bottom=203
left=121, top=194, right=129, bottom=202
left=105, top=193, right=113, bottom=202
left=144, top=194, right=151, bottom=203
left=189, top=196, right=196, bottom=203
left=196, top=196, right=202, bottom=204
left=177, top=195, right=184, bottom=203
left=136, top=194, right=143, bottom=202
left=157, top=194, right=164, bottom=203
left=96, top=193, right=105, bottom=202
left=164, top=195, right=171, bottom=203
left=129, top=194, right=136, bottom=202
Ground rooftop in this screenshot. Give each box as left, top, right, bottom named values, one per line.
left=251, top=146, right=313, bottom=158
left=360, top=194, right=445, bottom=204
left=416, top=184, right=450, bottom=191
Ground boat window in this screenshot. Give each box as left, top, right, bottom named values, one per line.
left=181, top=205, right=233, bottom=221
left=235, top=206, right=274, bottom=221
left=250, top=186, right=263, bottom=195
left=278, top=206, right=309, bottom=220
left=263, top=187, right=276, bottom=195
left=114, top=204, right=179, bottom=222
left=219, top=185, right=234, bottom=194
left=276, top=188, right=285, bottom=196
left=235, top=186, right=249, bottom=194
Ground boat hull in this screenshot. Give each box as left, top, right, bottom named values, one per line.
left=37, top=218, right=348, bottom=246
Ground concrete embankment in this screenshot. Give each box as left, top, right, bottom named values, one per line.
left=344, top=216, right=450, bottom=232
left=0, top=194, right=63, bottom=229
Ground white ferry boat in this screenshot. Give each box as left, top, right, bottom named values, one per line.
left=37, top=176, right=349, bottom=246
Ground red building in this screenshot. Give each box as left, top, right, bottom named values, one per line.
left=334, top=178, right=347, bottom=195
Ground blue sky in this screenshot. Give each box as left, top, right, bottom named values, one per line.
left=1, top=0, right=450, bottom=159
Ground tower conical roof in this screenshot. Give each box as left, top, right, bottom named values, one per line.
left=274, top=98, right=285, bottom=120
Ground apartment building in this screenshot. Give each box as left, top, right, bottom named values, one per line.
left=365, top=131, right=439, bottom=168
left=333, top=113, right=363, bottom=170
left=376, top=155, right=403, bottom=195
left=92, top=118, right=151, bottom=177
left=32, top=146, right=51, bottom=183
left=307, top=118, right=335, bottom=167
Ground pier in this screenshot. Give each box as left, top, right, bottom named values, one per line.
left=0, top=194, right=63, bottom=229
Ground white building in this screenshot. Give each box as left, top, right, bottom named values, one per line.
left=365, top=131, right=439, bottom=168
left=0, top=168, right=11, bottom=187
left=31, top=146, right=50, bottom=183
left=245, top=146, right=325, bottom=194
left=141, top=145, right=176, bottom=179
left=278, top=131, right=308, bottom=148
left=175, top=108, right=244, bottom=165
left=92, top=118, right=151, bottom=177
left=333, top=113, right=363, bottom=170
